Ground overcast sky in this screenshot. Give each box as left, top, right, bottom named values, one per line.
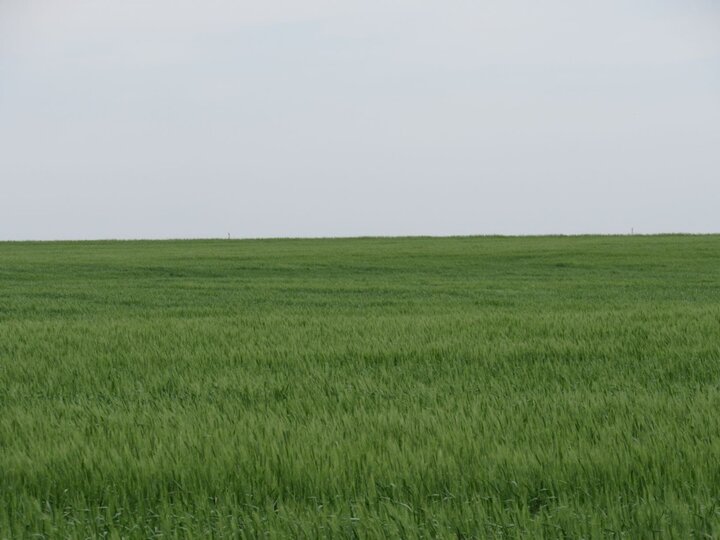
left=1, top=1, right=719, bottom=240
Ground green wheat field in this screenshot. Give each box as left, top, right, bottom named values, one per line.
left=1, top=235, right=719, bottom=538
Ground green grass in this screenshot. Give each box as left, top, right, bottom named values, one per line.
left=1, top=235, right=719, bottom=538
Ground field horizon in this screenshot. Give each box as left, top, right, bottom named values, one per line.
left=2, top=234, right=719, bottom=538
left=2, top=231, right=719, bottom=244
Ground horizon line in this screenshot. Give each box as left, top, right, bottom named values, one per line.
left=1, top=232, right=718, bottom=243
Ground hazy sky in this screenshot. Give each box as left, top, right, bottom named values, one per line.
left=1, top=0, right=719, bottom=240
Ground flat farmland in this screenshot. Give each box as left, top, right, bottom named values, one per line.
left=1, top=236, right=719, bottom=538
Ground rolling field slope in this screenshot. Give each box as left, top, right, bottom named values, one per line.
left=1, top=236, right=720, bottom=538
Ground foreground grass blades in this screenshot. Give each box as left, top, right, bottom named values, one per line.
left=1, top=236, right=719, bottom=538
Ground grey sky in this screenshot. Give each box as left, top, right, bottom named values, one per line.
left=1, top=1, right=719, bottom=240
